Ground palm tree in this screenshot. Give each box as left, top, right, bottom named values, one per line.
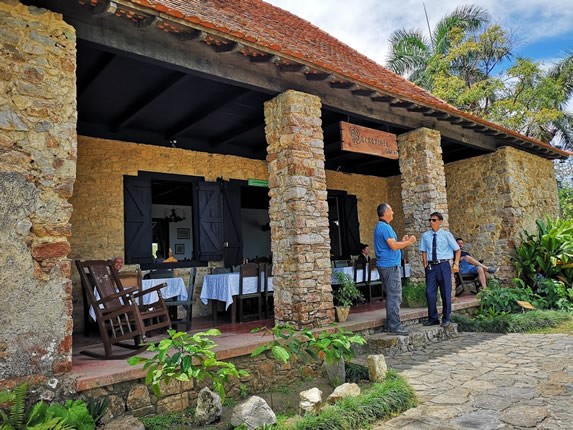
left=386, top=4, right=490, bottom=88
left=547, top=51, right=573, bottom=150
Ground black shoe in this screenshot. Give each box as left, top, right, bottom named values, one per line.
left=440, top=321, right=451, bottom=328
left=423, top=320, right=440, bottom=326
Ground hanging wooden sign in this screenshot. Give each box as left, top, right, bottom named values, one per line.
left=340, top=121, right=398, bottom=159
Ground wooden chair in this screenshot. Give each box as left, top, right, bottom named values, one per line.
left=368, top=257, right=385, bottom=303
left=75, top=259, right=171, bottom=359
left=261, top=263, right=274, bottom=319
left=455, top=271, right=481, bottom=296
left=237, top=263, right=262, bottom=322
left=353, top=259, right=369, bottom=303
left=165, top=268, right=196, bottom=331
left=147, top=269, right=174, bottom=279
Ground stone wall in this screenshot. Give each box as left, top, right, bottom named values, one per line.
left=264, top=90, right=334, bottom=327
left=0, top=1, right=76, bottom=385
left=398, top=128, right=449, bottom=279
left=446, top=146, right=560, bottom=279
left=81, top=352, right=323, bottom=422
left=71, top=134, right=386, bottom=331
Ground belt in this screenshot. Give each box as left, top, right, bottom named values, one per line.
left=429, top=259, right=450, bottom=265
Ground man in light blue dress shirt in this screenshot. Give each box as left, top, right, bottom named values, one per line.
left=419, top=212, right=461, bottom=327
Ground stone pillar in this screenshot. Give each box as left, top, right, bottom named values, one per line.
left=264, top=90, right=334, bottom=328
left=398, top=128, right=449, bottom=281
left=0, top=1, right=76, bottom=386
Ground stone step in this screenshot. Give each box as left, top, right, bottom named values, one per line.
left=352, top=323, right=458, bottom=364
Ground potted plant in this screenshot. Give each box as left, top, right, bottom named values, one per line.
left=332, top=271, right=364, bottom=322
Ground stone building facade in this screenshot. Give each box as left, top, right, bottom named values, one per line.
left=0, top=0, right=565, bottom=403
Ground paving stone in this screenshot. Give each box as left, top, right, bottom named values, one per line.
left=374, top=330, right=571, bottom=429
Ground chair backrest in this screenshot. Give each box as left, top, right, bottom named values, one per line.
left=239, top=263, right=260, bottom=294
left=76, top=259, right=131, bottom=313
left=353, top=259, right=367, bottom=283
left=212, top=267, right=230, bottom=274
left=334, top=259, right=351, bottom=268
left=368, top=257, right=377, bottom=282
left=148, top=269, right=174, bottom=279
left=262, top=263, right=273, bottom=292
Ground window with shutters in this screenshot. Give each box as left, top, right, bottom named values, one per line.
left=327, top=190, right=361, bottom=260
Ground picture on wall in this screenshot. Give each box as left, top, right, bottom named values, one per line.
left=177, top=228, right=190, bottom=239
left=174, top=244, right=185, bottom=255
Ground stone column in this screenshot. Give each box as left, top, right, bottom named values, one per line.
left=264, top=90, right=334, bottom=328
left=0, top=1, right=76, bottom=386
left=398, top=128, right=449, bottom=281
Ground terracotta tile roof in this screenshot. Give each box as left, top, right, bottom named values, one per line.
left=125, top=0, right=569, bottom=158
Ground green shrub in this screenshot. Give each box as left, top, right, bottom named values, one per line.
left=512, top=217, right=573, bottom=293
left=0, top=383, right=99, bottom=430
left=269, top=370, right=417, bottom=430
left=452, top=310, right=570, bottom=333
left=402, top=281, right=427, bottom=308
left=477, top=282, right=544, bottom=315
left=128, top=329, right=248, bottom=400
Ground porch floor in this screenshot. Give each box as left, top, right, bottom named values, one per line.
left=70, top=295, right=479, bottom=391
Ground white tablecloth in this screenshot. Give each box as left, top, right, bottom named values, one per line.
left=331, top=265, right=410, bottom=284
left=140, top=277, right=188, bottom=305
left=331, top=266, right=380, bottom=284
left=89, top=277, right=187, bottom=320
left=200, top=273, right=273, bottom=310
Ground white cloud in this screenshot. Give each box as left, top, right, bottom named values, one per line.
left=266, top=0, right=573, bottom=66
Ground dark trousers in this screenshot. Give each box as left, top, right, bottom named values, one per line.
left=425, top=261, right=452, bottom=322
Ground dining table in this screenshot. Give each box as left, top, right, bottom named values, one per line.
left=200, top=272, right=273, bottom=310
left=331, top=266, right=380, bottom=284
left=88, top=277, right=187, bottom=321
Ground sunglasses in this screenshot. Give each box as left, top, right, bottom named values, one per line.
left=428, top=218, right=440, bottom=222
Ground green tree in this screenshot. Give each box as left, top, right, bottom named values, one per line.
left=386, top=5, right=573, bottom=151
left=386, top=5, right=492, bottom=88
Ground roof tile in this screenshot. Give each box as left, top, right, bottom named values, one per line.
left=123, top=0, right=568, bottom=157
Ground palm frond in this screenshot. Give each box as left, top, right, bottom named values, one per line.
left=386, top=29, right=431, bottom=77
left=433, top=4, right=490, bottom=54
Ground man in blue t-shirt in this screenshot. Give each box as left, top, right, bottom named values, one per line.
left=374, top=203, right=417, bottom=335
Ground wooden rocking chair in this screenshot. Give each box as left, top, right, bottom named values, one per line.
left=75, top=260, right=171, bottom=359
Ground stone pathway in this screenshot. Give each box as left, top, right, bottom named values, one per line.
left=373, top=331, right=573, bottom=429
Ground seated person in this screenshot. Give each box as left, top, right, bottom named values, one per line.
left=356, top=243, right=370, bottom=265
left=163, top=248, right=178, bottom=263
left=456, top=238, right=498, bottom=288
left=112, top=256, right=124, bottom=272
left=154, top=249, right=164, bottom=264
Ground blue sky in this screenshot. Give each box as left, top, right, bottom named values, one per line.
left=266, top=1, right=573, bottom=66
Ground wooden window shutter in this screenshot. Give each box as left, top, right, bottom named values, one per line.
left=124, top=175, right=153, bottom=265
left=193, top=181, right=224, bottom=261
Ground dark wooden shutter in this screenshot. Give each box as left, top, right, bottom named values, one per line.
left=222, top=181, right=243, bottom=267
left=342, top=194, right=361, bottom=256
left=124, top=175, right=153, bottom=265
left=193, top=181, right=224, bottom=261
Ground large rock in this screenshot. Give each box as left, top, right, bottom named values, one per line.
left=299, top=387, right=323, bottom=414
left=99, top=414, right=145, bottom=430
left=368, top=354, right=388, bottom=382
left=194, top=387, right=222, bottom=425
left=231, top=396, right=276, bottom=429
left=327, top=383, right=361, bottom=404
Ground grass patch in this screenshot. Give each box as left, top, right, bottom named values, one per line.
left=270, top=369, right=417, bottom=430
left=141, top=410, right=193, bottom=430
left=526, top=312, right=573, bottom=334
left=402, top=281, right=427, bottom=308
left=345, top=362, right=369, bottom=383
left=452, top=310, right=571, bottom=333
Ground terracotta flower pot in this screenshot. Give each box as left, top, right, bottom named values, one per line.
left=335, top=306, right=350, bottom=322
